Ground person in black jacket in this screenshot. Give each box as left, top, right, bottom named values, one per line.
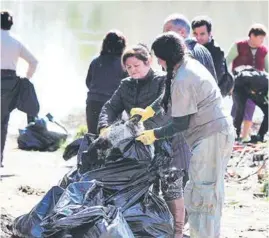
left=163, top=13, right=217, bottom=81
left=85, top=30, right=127, bottom=134
left=191, top=16, right=226, bottom=82
left=232, top=66, right=268, bottom=142
left=98, top=44, right=167, bottom=132
left=191, top=16, right=234, bottom=97
left=98, top=44, right=191, bottom=238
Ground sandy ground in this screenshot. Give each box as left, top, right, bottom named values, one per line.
left=0, top=133, right=268, bottom=238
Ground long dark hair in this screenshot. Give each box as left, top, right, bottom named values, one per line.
left=151, top=32, right=186, bottom=112
left=100, top=30, right=126, bottom=56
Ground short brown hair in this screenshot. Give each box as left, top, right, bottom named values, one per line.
left=248, top=23, right=267, bottom=37
left=121, top=44, right=151, bottom=68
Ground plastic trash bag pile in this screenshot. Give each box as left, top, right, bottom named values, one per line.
left=17, top=113, right=68, bottom=152
left=13, top=119, right=175, bottom=237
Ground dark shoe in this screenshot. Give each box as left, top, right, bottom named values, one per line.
left=250, top=135, right=264, bottom=143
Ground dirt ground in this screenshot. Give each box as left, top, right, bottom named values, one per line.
left=0, top=134, right=268, bottom=238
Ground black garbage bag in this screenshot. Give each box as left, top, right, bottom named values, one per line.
left=38, top=119, right=174, bottom=237
left=16, top=78, right=40, bottom=116
left=42, top=205, right=134, bottom=238
left=12, top=186, right=64, bottom=238
left=80, top=135, right=154, bottom=172
left=58, top=167, right=82, bottom=190
left=62, top=138, right=84, bottom=161
left=60, top=133, right=155, bottom=189
left=79, top=137, right=155, bottom=196
left=78, top=140, right=173, bottom=212
left=18, top=114, right=68, bottom=152
left=43, top=180, right=172, bottom=238
left=218, top=72, right=234, bottom=97
left=78, top=134, right=106, bottom=173
left=59, top=134, right=106, bottom=189
left=62, top=133, right=98, bottom=162
left=81, top=170, right=174, bottom=237
left=80, top=160, right=153, bottom=211
left=123, top=191, right=174, bottom=238
left=41, top=181, right=134, bottom=238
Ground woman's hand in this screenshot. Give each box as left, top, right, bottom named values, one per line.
left=136, top=130, right=157, bottom=145
left=99, top=126, right=111, bottom=138
left=130, top=106, right=155, bottom=122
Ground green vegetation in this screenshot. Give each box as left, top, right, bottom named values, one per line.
left=75, top=125, right=88, bottom=139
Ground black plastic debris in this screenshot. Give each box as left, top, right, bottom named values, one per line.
left=41, top=181, right=134, bottom=238
left=17, top=114, right=68, bottom=152
left=123, top=191, right=174, bottom=237
left=62, top=138, right=84, bottom=161
left=14, top=119, right=175, bottom=238
left=13, top=186, right=64, bottom=238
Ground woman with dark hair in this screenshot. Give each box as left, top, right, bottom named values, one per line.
left=133, top=32, right=235, bottom=238
left=98, top=44, right=191, bottom=237
left=98, top=43, right=168, bottom=134
left=85, top=30, right=127, bottom=134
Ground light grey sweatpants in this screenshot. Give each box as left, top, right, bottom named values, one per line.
left=184, top=126, right=235, bottom=238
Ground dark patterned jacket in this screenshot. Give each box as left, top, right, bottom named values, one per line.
left=185, top=38, right=217, bottom=80
left=204, top=39, right=226, bottom=83
left=98, top=69, right=168, bottom=130
left=98, top=69, right=191, bottom=170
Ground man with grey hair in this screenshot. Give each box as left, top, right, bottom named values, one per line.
left=163, top=13, right=217, bottom=80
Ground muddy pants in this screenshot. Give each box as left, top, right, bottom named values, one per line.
left=184, top=127, right=235, bottom=238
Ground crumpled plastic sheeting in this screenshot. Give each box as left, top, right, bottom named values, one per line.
left=42, top=205, right=134, bottom=238
left=12, top=186, right=64, bottom=238
left=18, top=118, right=68, bottom=152
left=123, top=191, right=174, bottom=237
left=14, top=120, right=175, bottom=238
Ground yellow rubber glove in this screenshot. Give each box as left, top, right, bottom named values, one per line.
left=99, top=126, right=111, bottom=137
left=136, top=130, right=157, bottom=145
left=130, top=106, right=155, bottom=122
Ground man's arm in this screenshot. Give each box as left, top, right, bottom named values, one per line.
left=19, top=42, right=38, bottom=79
left=225, top=42, right=238, bottom=70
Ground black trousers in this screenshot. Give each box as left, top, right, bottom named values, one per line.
left=233, top=89, right=268, bottom=138
left=1, top=71, right=20, bottom=163
left=86, top=100, right=106, bottom=134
